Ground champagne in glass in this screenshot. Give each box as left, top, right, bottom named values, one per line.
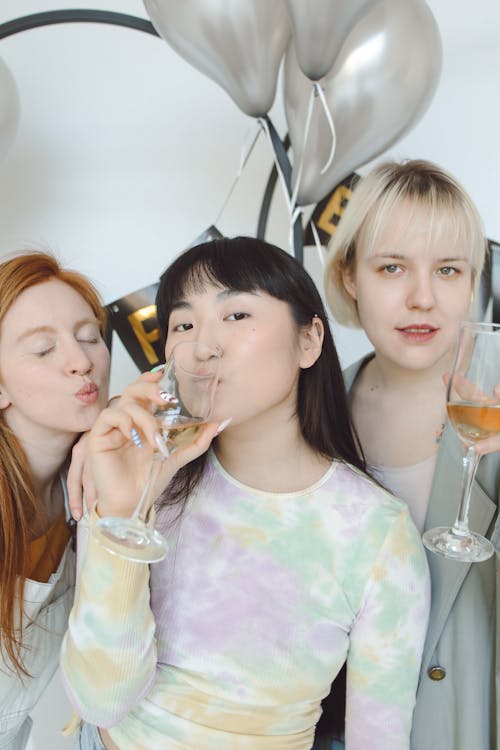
left=92, top=341, right=220, bottom=563
left=423, top=321, right=500, bottom=562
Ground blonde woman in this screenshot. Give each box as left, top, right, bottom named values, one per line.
left=323, top=160, right=499, bottom=750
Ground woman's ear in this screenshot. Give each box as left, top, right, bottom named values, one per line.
left=299, top=316, right=324, bottom=369
left=341, top=265, right=357, bottom=301
left=0, top=387, right=11, bottom=410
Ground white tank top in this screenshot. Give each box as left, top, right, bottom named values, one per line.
left=368, top=454, right=438, bottom=533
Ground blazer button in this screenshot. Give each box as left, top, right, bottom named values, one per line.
left=428, top=666, right=446, bottom=681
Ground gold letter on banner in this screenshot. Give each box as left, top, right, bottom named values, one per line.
left=316, top=184, right=354, bottom=237
left=127, top=305, right=160, bottom=365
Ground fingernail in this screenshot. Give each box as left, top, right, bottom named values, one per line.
left=72, top=509, right=82, bottom=522
left=159, top=392, right=179, bottom=405
left=131, top=427, right=143, bottom=448
left=215, top=418, right=232, bottom=435
left=151, top=363, right=165, bottom=373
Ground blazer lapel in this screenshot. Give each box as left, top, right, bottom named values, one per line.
left=421, top=426, right=496, bottom=668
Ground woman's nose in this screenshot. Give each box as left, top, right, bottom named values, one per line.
left=407, top=273, right=436, bottom=310
left=195, top=341, right=223, bottom=361
left=67, top=344, right=93, bottom=376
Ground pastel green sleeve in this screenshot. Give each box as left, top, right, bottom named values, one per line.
left=60, top=510, right=157, bottom=728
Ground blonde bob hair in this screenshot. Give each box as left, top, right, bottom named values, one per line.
left=324, top=159, right=487, bottom=328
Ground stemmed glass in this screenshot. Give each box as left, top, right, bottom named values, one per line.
left=423, top=321, right=500, bottom=562
left=92, top=341, right=220, bottom=563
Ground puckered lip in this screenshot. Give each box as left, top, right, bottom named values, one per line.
left=75, top=381, right=98, bottom=397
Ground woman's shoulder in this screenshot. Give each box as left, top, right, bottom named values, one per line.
left=331, top=460, right=406, bottom=513
left=343, top=352, right=375, bottom=390
left=325, top=461, right=424, bottom=551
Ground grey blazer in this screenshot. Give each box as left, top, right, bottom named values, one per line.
left=345, top=357, right=499, bottom=750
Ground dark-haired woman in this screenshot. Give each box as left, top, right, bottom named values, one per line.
left=61, top=236, right=430, bottom=750
left=0, top=251, right=110, bottom=749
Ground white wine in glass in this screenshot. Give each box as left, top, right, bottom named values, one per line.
left=423, top=321, right=500, bottom=562
left=92, top=341, right=220, bottom=563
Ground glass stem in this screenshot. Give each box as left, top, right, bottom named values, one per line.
left=451, top=445, right=480, bottom=537
left=131, top=454, right=162, bottom=522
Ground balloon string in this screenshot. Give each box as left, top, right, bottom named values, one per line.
left=309, top=220, right=325, bottom=268
left=259, top=117, right=304, bottom=255
left=289, top=83, right=337, bottom=213
left=289, top=84, right=316, bottom=213
left=315, top=83, right=336, bottom=175
left=289, top=206, right=303, bottom=256
left=214, top=122, right=262, bottom=226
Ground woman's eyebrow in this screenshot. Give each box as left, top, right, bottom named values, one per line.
left=17, top=325, right=54, bottom=343
left=170, top=300, right=191, bottom=312
left=371, top=253, right=469, bottom=262
left=17, top=318, right=97, bottom=342
left=215, top=289, right=260, bottom=300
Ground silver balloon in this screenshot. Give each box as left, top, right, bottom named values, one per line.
left=285, top=0, right=378, bottom=81
left=0, top=58, right=20, bottom=162
left=144, top=0, right=291, bottom=118
left=284, top=0, right=442, bottom=206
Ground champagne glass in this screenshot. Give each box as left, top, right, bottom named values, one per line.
left=92, top=341, right=220, bottom=563
left=423, top=321, right=500, bottom=562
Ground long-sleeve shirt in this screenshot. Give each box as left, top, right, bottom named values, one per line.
left=61, top=452, right=430, bottom=750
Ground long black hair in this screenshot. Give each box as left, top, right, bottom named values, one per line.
left=157, top=236, right=353, bottom=738
left=156, top=236, right=365, bottom=504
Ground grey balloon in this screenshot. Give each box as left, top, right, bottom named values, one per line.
left=144, top=0, right=291, bottom=118
left=0, top=58, right=20, bottom=162
left=285, top=0, right=378, bottom=81
left=284, top=0, right=443, bottom=206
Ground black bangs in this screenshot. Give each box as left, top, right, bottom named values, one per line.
left=156, top=236, right=320, bottom=345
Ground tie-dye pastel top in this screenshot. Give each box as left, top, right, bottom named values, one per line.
left=61, top=451, right=430, bottom=750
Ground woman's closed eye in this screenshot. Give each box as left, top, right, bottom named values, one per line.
left=76, top=336, right=100, bottom=344
left=76, top=323, right=102, bottom=343
left=35, top=346, right=55, bottom=357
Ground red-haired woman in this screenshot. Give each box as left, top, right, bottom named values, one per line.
left=0, top=251, right=110, bottom=749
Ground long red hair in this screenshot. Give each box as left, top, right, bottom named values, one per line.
left=0, top=251, right=106, bottom=676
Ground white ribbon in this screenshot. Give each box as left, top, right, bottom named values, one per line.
left=309, top=219, right=326, bottom=268
left=214, top=122, right=263, bottom=225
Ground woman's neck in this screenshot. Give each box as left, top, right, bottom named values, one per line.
left=16, top=430, right=73, bottom=527
left=351, top=352, right=449, bottom=468
left=215, top=411, right=330, bottom=494
left=365, top=350, right=453, bottom=395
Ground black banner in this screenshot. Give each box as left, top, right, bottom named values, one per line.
left=106, top=282, right=161, bottom=371
left=105, top=225, right=223, bottom=371
left=304, top=172, right=360, bottom=246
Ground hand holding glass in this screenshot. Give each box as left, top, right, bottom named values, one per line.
left=92, top=342, right=219, bottom=563
left=423, top=321, right=500, bottom=562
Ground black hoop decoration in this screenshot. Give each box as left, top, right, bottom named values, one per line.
left=0, top=10, right=301, bottom=258
left=0, top=11, right=158, bottom=40
left=489, top=240, right=500, bottom=324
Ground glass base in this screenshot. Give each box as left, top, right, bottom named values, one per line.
left=422, top=525, right=494, bottom=563
left=92, top=516, right=168, bottom=563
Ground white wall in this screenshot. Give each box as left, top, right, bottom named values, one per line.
left=0, top=2, right=498, bottom=747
